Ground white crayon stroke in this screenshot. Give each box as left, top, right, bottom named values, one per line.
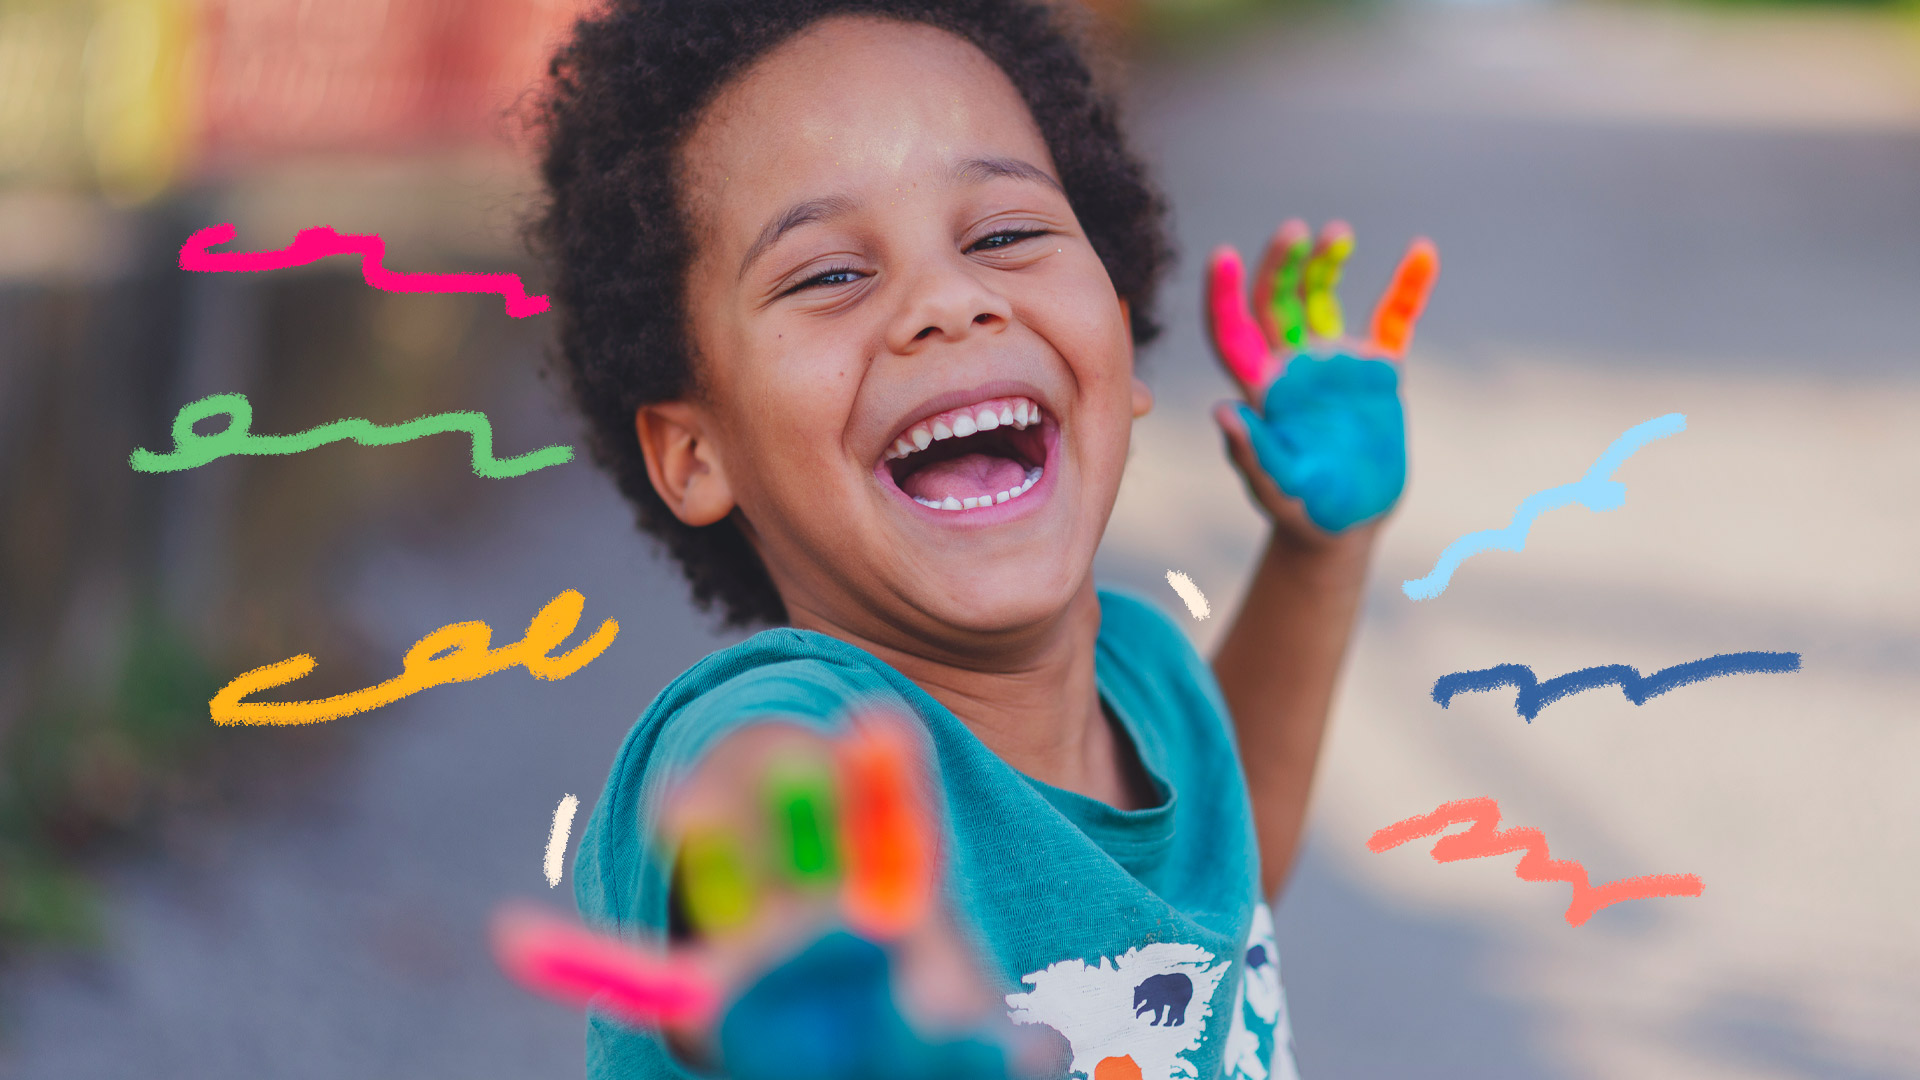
left=545, top=793, right=579, bottom=887
left=1166, top=570, right=1211, bottom=620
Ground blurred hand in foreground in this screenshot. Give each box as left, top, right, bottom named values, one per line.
left=495, top=714, right=1031, bottom=1079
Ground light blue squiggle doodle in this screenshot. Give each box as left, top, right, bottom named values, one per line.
left=1402, top=413, right=1686, bottom=600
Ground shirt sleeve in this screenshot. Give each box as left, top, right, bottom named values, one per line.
left=648, top=658, right=861, bottom=789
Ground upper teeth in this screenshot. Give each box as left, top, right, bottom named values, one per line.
left=884, top=397, right=1043, bottom=462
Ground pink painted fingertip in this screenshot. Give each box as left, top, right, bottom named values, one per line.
left=1207, top=246, right=1274, bottom=387
left=491, top=904, right=719, bottom=1028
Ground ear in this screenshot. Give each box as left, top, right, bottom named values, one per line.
left=1116, top=297, right=1153, bottom=419
left=635, top=402, right=735, bottom=527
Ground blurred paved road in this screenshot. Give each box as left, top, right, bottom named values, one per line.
left=6, top=3, right=1918, bottom=1078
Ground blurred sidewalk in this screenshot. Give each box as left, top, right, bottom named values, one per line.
left=1107, top=3, right=1920, bottom=1077
left=4, top=2, right=1918, bottom=1078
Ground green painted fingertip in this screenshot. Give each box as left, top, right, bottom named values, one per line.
left=1271, top=235, right=1311, bottom=350
left=767, top=762, right=839, bottom=885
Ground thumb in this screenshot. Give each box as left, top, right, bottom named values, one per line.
left=1215, top=402, right=1299, bottom=508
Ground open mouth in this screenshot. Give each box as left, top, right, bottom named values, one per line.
left=881, top=396, right=1048, bottom=512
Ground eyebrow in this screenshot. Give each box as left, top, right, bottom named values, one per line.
left=738, top=194, right=859, bottom=281
left=735, top=156, right=1064, bottom=281
left=951, top=155, right=1064, bottom=195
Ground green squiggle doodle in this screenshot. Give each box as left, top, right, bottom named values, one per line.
left=130, top=393, right=575, bottom=478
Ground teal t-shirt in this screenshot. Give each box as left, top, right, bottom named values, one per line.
left=573, top=588, right=1300, bottom=1080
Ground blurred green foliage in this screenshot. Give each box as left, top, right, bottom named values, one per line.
left=0, top=605, right=219, bottom=948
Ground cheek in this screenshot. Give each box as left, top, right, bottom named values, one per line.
left=728, top=341, right=863, bottom=490
left=1048, top=257, right=1133, bottom=384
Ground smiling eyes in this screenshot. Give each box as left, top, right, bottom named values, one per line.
left=797, top=267, right=864, bottom=292
left=782, top=228, right=1051, bottom=296
left=970, top=228, right=1046, bottom=252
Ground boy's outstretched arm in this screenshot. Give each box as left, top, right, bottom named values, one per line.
left=1203, top=221, right=1438, bottom=899
left=495, top=715, right=1031, bottom=1079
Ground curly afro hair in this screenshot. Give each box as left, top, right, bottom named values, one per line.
left=532, top=0, right=1174, bottom=628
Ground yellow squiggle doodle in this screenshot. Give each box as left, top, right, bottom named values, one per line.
left=209, top=589, right=618, bottom=726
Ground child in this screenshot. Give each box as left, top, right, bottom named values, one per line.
left=533, top=1, right=1430, bottom=1077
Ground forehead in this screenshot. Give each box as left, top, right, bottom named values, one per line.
left=681, top=17, right=1054, bottom=241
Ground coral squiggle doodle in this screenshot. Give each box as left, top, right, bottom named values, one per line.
left=180, top=223, right=550, bottom=318
left=1367, top=797, right=1702, bottom=926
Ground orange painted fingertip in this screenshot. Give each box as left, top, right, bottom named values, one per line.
left=1371, top=238, right=1440, bottom=358
left=836, top=718, right=935, bottom=940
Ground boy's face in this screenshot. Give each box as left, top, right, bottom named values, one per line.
left=666, top=16, right=1148, bottom=647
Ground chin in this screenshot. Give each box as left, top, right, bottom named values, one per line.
left=900, top=547, right=1092, bottom=639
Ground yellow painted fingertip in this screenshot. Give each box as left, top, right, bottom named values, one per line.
left=678, top=826, right=756, bottom=934
left=1304, top=230, right=1354, bottom=340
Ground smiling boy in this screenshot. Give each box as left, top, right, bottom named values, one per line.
left=538, top=3, right=1428, bottom=1078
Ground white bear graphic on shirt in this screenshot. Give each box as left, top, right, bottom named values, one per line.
left=1004, top=941, right=1230, bottom=1080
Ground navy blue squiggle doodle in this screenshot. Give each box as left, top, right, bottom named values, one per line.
left=1432, top=652, right=1802, bottom=722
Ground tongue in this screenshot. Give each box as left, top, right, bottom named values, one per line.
left=900, top=452, right=1029, bottom=503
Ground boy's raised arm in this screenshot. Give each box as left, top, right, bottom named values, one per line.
left=1203, top=222, right=1438, bottom=898
left=1214, top=524, right=1377, bottom=899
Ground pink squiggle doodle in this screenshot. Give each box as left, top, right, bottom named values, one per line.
left=180, top=223, right=550, bottom=318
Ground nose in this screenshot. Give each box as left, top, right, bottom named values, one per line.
left=885, top=255, right=1013, bottom=356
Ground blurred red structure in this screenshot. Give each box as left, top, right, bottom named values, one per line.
left=194, top=0, right=591, bottom=166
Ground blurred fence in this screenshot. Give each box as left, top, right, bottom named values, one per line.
left=0, top=0, right=588, bottom=949
left=0, top=0, right=1198, bottom=964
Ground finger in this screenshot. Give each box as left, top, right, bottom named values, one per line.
left=1253, top=219, right=1311, bottom=353
left=1207, top=245, right=1278, bottom=396
left=1302, top=220, right=1355, bottom=342
left=1216, top=403, right=1287, bottom=510
left=1368, top=238, right=1439, bottom=359
left=490, top=904, right=721, bottom=1028
left=764, top=756, right=839, bottom=887
left=678, top=825, right=758, bottom=935
left=837, top=716, right=936, bottom=941
left=662, top=724, right=836, bottom=939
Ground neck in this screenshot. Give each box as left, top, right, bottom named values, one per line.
left=788, top=582, right=1147, bottom=809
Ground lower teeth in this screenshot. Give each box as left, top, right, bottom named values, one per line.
left=914, top=466, right=1042, bottom=511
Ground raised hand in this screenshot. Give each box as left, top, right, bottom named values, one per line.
left=493, top=715, right=1021, bottom=1080
left=1207, top=220, right=1438, bottom=536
